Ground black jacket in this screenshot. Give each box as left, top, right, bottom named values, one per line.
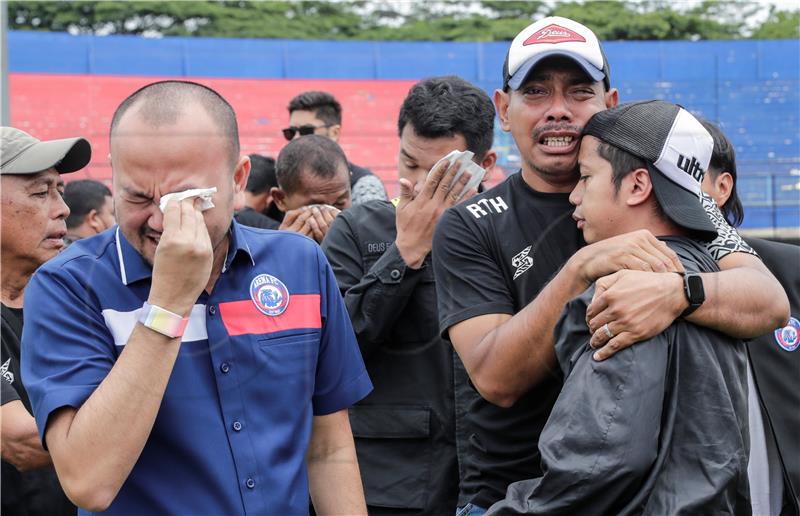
left=234, top=207, right=280, bottom=230
left=746, top=237, right=800, bottom=515
left=488, top=238, right=750, bottom=516
left=321, top=200, right=458, bottom=514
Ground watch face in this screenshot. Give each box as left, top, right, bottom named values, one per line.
left=686, top=274, right=705, bottom=304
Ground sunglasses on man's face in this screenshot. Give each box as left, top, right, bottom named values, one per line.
left=282, top=124, right=332, bottom=141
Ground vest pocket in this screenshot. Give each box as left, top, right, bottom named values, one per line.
left=349, top=405, right=432, bottom=509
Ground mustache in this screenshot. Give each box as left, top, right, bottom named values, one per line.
left=532, top=124, right=583, bottom=140
left=139, top=226, right=161, bottom=240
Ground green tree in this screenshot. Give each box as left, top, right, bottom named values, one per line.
left=6, top=0, right=799, bottom=41
left=751, top=8, right=800, bottom=39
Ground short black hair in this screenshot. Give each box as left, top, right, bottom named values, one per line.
left=287, top=91, right=342, bottom=126
left=700, top=119, right=744, bottom=227
left=246, top=154, right=277, bottom=194
left=110, top=80, right=240, bottom=165
left=596, top=141, right=647, bottom=192
left=64, top=179, right=112, bottom=229
left=595, top=140, right=668, bottom=221
left=398, top=76, right=495, bottom=160
left=276, top=135, right=349, bottom=194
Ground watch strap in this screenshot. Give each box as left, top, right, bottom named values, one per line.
left=138, top=302, right=189, bottom=339
left=679, top=272, right=704, bottom=318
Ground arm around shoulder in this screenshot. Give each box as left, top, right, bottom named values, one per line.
left=438, top=214, right=591, bottom=407
left=691, top=251, right=790, bottom=338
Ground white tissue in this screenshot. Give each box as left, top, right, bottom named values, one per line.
left=428, top=150, right=486, bottom=201
left=159, top=187, right=217, bottom=213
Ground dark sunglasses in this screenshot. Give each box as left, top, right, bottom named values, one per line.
left=282, top=124, right=332, bottom=141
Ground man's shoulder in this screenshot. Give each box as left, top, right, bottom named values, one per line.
left=747, top=237, right=800, bottom=268
left=348, top=161, right=374, bottom=178
left=235, top=208, right=280, bottom=230
left=661, top=236, right=719, bottom=274
left=40, top=227, right=118, bottom=276
left=332, top=200, right=396, bottom=244
left=443, top=174, right=515, bottom=228
left=238, top=223, right=317, bottom=253
left=342, top=199, right=395, bottom=224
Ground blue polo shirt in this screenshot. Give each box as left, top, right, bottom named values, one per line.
left=21, top=222, right=372, bottom=515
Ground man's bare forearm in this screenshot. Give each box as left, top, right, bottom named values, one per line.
left=307, top=411, right=367, bottom=515
left=691, top=265, right=789, bottom=338
left=454, top=261, right=587, bottom=408
left=46, top=325, right=180, bottom=511
left=1, top=400, right=52, bottom=471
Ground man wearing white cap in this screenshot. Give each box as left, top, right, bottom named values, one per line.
left=1, top=126, right=90, bottom=515
left=433, top=17, right=788, bottom=515
left=488, top=100, right=750, bottom=514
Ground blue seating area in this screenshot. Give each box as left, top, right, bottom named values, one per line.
left=8, top=32, right=799, bottom=230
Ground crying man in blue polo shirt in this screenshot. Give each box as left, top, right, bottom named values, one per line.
left=21, top=80, right=372, bottom=515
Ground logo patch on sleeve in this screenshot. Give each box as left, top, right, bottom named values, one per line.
left=1, top=358, right=14, bottom=384
left=250, top=274, right=290, bottom=316
left=774, top=316, right=800, bottom=352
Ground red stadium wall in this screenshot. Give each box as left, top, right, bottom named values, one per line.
left=10, top=73, right=416, bottom=196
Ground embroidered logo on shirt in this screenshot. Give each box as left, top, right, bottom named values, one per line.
left=774, top=316, right=800, bottom=352
left=250, top=274, right=291, bottom=317
left=512, top=245, right=534, bottom=280
left=366, top=241, right=393, bottom=255
left=1, top=358, right=14, bottom=384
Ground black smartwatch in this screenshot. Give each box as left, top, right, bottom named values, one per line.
left=679, top=272, right=705, bottom=317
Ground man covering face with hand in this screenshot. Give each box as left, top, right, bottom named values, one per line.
left=21, top=80, right=371, bottom=515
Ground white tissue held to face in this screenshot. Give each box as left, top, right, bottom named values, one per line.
left=158, top=187, right=218, bottom=213
left=427, top=150, right=486, bottom=200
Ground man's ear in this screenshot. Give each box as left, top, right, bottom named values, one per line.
left=605, top=88, right=619, bottom=109
left=86, top=209, right=102, bottom=233
left=714, top=171, right=734, bottom=207
left=327, top=124, right=341, bottom=142
left=233, top=156, right=251, bottom=195
left=494, top=89, right=512, bottom=132
left=271, top=187, right=288, bottom=212
left=625, top=168, right=653, bottom=207
left=480, top=150, right=499, bottom=184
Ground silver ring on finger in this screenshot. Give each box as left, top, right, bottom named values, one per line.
left=602, top=323, right=614, bottom=339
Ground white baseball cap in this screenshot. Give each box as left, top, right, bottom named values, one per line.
left=503, top=16, right=611, bottom=91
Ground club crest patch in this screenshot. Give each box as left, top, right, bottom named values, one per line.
left=774, top=316, right=800, bottom=352
left=250, top=274, right=290, bottom=317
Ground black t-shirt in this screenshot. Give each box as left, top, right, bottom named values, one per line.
left=2, top=304, right=75, bottom=516
left=432, top=172, right=584, bottom=507
left=2, top=305, right=26, bottom=408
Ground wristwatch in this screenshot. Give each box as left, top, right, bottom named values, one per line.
left=138, top=302, right=189, bottom=339
left=679, top=272, right=705, bottom=317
